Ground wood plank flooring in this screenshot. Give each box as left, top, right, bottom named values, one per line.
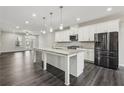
left=0, top=51, right=124, bottom=86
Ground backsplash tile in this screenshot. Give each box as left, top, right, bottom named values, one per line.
left=54, top=41, right=94, bottom=49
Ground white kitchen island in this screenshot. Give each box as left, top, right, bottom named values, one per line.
left=33, top=48, right=84, bottom=85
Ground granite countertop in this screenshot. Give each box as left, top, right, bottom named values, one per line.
left=37, top=48, right=84, bottom=55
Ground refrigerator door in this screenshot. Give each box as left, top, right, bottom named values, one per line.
left=94, top=33, right=108, bottom=66
left=99, top=56, right=109, bottom=68
left=94, top=32, right=118, bottom=69
left=109, top=32, right=118, bottom=69
left=109, top=57, right=118, bottom=69
left=99, top=33, right=108, bottom=50
left=109, top=32, right=118, bottom=51
left=95, top=33, right=108, bottom=50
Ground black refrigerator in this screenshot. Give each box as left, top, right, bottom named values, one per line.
left=94, top=32, right=118, bottom=70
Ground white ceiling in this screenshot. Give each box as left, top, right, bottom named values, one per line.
left=0, top=6, right=124, bottom=34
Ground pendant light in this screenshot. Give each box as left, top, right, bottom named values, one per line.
left=41, top=19, right=43, bottom=33
left=59, top=6, right=63, bottom=30
left=42, top=17, right=46, bottom=34
left=49, top=12, right=53, bottom=32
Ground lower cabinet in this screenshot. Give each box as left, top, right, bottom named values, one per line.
left=84, top=49, right=94, bottom=63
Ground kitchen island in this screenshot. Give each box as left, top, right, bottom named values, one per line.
left=33, top=48, right=84, bottom=85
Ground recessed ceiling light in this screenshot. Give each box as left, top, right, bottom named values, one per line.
left=25, top=21, right=29, bottom=24
left=16, top=26, right=20, bottom=29
left=32, top=13, right=36, bottom=17
left=107, top=7, right=112, bottom=12
left=76, top=18, right=80, bottom=21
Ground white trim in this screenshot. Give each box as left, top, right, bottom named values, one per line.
left=119, top=64, right=124, bottom=67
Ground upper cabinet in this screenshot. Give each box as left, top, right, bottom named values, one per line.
left=55, top=30, right=70, bottom=42
left=107, top=20, right=119, bottom=32
left=55, top=19, right=120, bottom=42
left=78, top=19, right=119, bottom=41
left=78, top=25, right=95, bottom=41
left=55, top=28, right=79, bottom=42
left=95, top=20, right=119, bottom=33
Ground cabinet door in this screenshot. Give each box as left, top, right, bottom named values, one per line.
left=63, top=30, right=70, bottom=42
left=102, top=22, right=109, bottom=32
left=61, top=31, right=65, bottom=41
left=58, top=31, right=63, bottom=42
left=109, top=20, right=119, bottom=32
left=55, top=32, right=60, bottom=42
left=55, top=31, right=70, bottom=42
left=96, top=23, right=107, bottom=33
left=79, top=26, right=94, bottom=41
left=89, top=49, right=94, bottom=62
left=89, top=25, right=95, bottom=41
left=82, top=27, right=89, bottom=41
left=78, top=27, right=85, bottom=41
left=85, top=50, right=89, bottom=60
left=96, top=23, right=102, bottom=33
left=85, top=49, right=94, bottom=62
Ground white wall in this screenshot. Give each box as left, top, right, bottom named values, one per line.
left=0, top=31, right=2, bottom=52
left=0, top=31, right=39, bottom=52
left=119, top=19, right=124, bottom=66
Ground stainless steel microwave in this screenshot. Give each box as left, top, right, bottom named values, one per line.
left=70, top=34, right=78, bottom=41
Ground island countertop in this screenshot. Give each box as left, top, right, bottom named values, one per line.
left=36, top=48, right=84, bottom=55
left=33, top=48, right=84, bottom=85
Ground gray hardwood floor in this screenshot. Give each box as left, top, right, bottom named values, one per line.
left=0, top=51, right=124, bottom=86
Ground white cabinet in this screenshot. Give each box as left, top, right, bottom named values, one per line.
left=88, top=49, right=94, bottom=62
left=55, top=19, right=119, bottom=42
left=55, top=30, right=70, bottom=42
left=107, top=20, right=119, bottom=32
left=69, top=29, right=78, bottom=35
left=62, top=30, right=70, bottom=42
left=95, top=19, right=119, bottom=33
left=78, top=27, right=85, bottom=41
left=95, top=23, right=108, bottom=33
left=55, top=29, right=79, bottom=42
left=84, top=49, right=94, bottom=62
left=79, top=19, right=119, bottom=41
left=88, top=25, right=95, bottom=41
left=55, top=31, right=61, bottom=42
left=78, top=26, right=94, bottom=41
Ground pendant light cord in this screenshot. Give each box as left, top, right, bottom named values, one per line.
left=43, top=17, right=45, bottom=31
left=50, top=12, right=53, bottom=28
left=60, top=6, right=63, bottom=25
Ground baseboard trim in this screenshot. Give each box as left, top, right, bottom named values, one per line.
left=0, top=50, right=31, bottom=54
left=0, top=50, right=32, bottom=54
left=119, top=64, right=124, bottom=67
